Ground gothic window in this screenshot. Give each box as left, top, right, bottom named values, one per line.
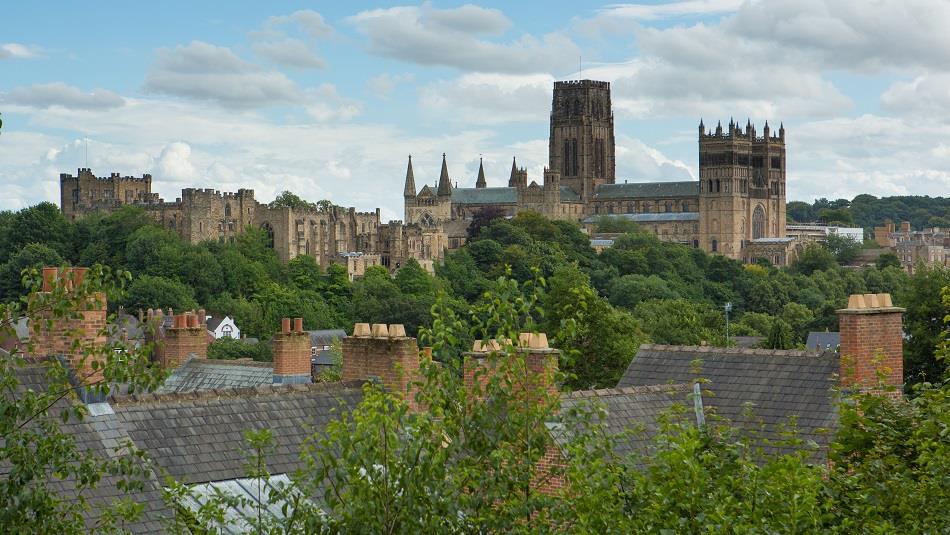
left=420, top=213, right=435, bottom=227
left=752, top=205, right=766, bottom=239
left=693, top=240, right=699, bottom=248
left=706, top=180, right=712, bottom=193
left=770, top=156, right=782, bottom=169
left=714, top=179, right=721, bottom=193
left=711, top=239, right=718, bottom=252
left=572, top=98, right=581, bottom=116
left=225, top=203, right=232, bottom=217
left=594, top=138, right=605, bottom=178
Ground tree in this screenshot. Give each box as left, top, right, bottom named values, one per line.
left=899, top=265, right=950, bottom=385
left=121, top=274, right=198, bottom=312
left=607, top=274, right=679, bottom=310
left=875, top=252, right=901, bottom=270
left=467, top=205, right=506, bottom=239
left=207, top=337, right=272, bottom=362
left=0, top=202, right=72, bottom=260
left=766, top=318, right=794, bottom=349
left=825, top=234, right=861, bottom=265
left=0, top=243, right=64, bottom=301
left=268, top=191, right=316, bottom=211
left=792, top=244, right=837, bottom=275
left=0, top=266, right=164, bottom=532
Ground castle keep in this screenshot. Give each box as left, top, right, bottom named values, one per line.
left=61, top=79, right=797, bottom=267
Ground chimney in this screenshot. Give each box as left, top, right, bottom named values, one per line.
left=342, top=322, right=420, bottom=399
left=464, top=332, right=559, bottom=403
left=31, top=267, right=108, bottom=385
left=272, top=317, right=311, bottom=384
left=836, top=293, right=904, bottom=394
left=155, top=311, right=208, bottom=368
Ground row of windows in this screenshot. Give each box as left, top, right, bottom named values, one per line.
left=700, top=152, right=782, bottom=170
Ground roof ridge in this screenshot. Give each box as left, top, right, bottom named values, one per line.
left=564, top=382, right=692, bottom=399
left=110, top=379, right=365, bottom=405
left=644, top=344, right=819, bottom=359
left=191, top=358, right=274, bottom=368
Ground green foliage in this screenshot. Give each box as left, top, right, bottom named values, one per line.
left=121, top=274, right=198, bottom=312
left=876, top=252, right=901, bottom=270
left=824, top=233, right=862, bottom=264
left=634, top=298, right=725, bottom=346
left=0, top=265, right=164, bottom=532
left=0, top=243, right=64, bottom=300
left=793, top=243, right=837, bottom=275
left=766, top=318, right=794, bottom=349
left=207, top=337, right=272, bottom=362
left=899, top=265, right=950, bottom=385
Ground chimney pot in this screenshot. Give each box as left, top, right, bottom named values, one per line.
left=293, top=317, right=304, bottom=332
left=281, top=318, right=291, bottom=333
left=389, top=324, right=406, bottom=337
left=371, top=323, right=389, bottom=338
left=353, top=323, right=371, bottom=337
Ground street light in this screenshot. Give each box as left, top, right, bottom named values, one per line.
left=724, top=302, right=732, bottom=346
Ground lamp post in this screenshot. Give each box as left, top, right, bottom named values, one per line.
left=724, top=302, right=732, bottom=346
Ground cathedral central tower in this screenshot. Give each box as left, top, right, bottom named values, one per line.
left=548, top=80, right=615, bottom=201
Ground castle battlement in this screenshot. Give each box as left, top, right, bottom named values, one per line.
left=700, top=120, right=785, bottom=143
left=554, top=80, right=610, bottom=89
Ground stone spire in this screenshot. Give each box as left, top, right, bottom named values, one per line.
left=476, top=157, right=487, bottom=188
left=437, top=153, right=452, bottom=197
left=508, top=157, right=518, bottom=187
left=403, top=155, right=416, bottom=197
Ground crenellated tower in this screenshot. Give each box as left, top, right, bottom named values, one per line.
left=548, top=80, right=615, bottom=201
left=697, top=118, right=786, bottom=259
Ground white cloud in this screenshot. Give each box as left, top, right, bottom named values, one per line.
left=3, top=82, right=125, bottom=110
left=616, top=135, right=694, bottom=181
left=881, top=73, right=950, bottom=121
left=264, top=10, right=334, bottom=39
left=252, top=38, right=326, bottom=69
left=156, top=142, right=199, bottom=180
left=348, top=5, right=579, bottom=74
left=304, top=84, right=361, bottom=122
left=0, top=43, right=41, bottom=59
left=143, top=41, right=301, bottom=108
left=419, top=73, right=552, bottom=124
left=599, top=0, right=744, bottom=21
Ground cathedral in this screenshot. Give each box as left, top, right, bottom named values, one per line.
left=403, top=79, right=797, bottom=265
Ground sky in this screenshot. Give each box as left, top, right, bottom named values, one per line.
left=1, top=0, right=949, bottom=222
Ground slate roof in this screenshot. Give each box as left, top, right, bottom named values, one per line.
left=451, top=187, right=517, bottom=205
left=559, top=187, right=582, bottom=202
left=595, top=181, right=699, bottom=199
left=805, top=332, right=840, bottom=353
left=308, top=329, right=346, bottom=367
left=110, top=381, right=364, bottom=489
left=157, top=357, right=273, bottom=393
left=582, top=212, right=700, bottom=224
left=206, top=316, right=225, bottom=331
left=618, top=344, right=839, bottom=455
left=6, top=365, right=172, bottom=533
left=559, top=383, right=694, bottom=457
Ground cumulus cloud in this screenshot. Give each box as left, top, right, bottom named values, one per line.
left=263, top=10, right=334, bottom=39
left=419, top=73, right=552, bottom=124
left=304, top=84, right=362, bottom=122
left=616, top=135, right=694, bottom=181
left=599, top=0, right=744, bottom=21
left=252, top=38, right=326, bottom=69
left=3, top=82, right=125, bottom=110
left=143, top=41, right=301, bottom=108
left=348, top=5, right=579, bottom=74
left=0, top=43, right=41, bottom=59
left=880, top=73, right=950, bottom=121
left=156, top=142, right=199, bottom=180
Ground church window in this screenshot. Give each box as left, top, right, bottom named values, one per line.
left=682, top=201, right=689, bottom=212
left=706, top=180, right=712, bottom=193
left=225, top=203, right=232, bottom=217
left=594, top=139, right=605, bottom=178
left=711, top=239, right=718, bottom=252
left=771, top=156, right=781, bottom=169
left=572, top=98, right=581, bottom=116
left=714, top=180, right=720, bottom=192
left=664, top=202, right=672, bottom=213
left=752, top=205, right=766, bottom=239
left=607, top=205, right=614, bottom=214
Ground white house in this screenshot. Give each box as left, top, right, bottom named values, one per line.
left=206, top=316, right=240, bottom=340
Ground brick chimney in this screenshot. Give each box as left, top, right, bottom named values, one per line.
left=836, top=293, right=904, bottom=393
left=31, top=267, right=107, bottom=384
left=154, top=311, right=208, bottom=368
left=342, top=323, right=420, bottom=399
left=464, top=332, right=559, bottom=403
left=272, top=317, right=311, bottom=384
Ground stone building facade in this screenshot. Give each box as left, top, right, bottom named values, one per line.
left=402, top=79, right=796, bottom=264
left=60, top=168, right=154, bottom=221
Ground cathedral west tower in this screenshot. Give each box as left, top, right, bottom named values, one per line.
left=549, top=80, right=615, bottom=202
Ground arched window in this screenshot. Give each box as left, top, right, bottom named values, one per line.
left=714, top=179, right=720, bottom=192
left=711, top=239, right=718, bottom=252
left=752, top=205, right=766, bottom=239
left=225, top=203, right=232, bottom=218
left=420, top=213, right=435, bottom=227
left=707, top=180, right=713, bottom=193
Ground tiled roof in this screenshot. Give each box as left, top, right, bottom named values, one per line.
left=618, top=344, right=839, bottom=455
left=110, top=381, right=364, bottom=489
left=451, top=187, right=517, bottom=205
left=582, top=212, right=700, bottom=224
left=206, top=316, right=225, bottom=331
left=595, top=181, right=699, bottom=199
left=7, top=366, right=172, bottom=533
left=157, top=357, right=273, bottom=393
left=559, top=383, right=693, bottom=457
left=308, top=329, right=346, bottom=347
left=559, top=187, right=582, bottom=202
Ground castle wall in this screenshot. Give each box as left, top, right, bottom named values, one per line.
left=60, top=168, right=152, bottom=221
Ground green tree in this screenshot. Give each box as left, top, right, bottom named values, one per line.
left=268, top=191, right=316, bottom=211
left=899, top=265, right=950, bottom=385
left=607, top=274, right=680, bottom=310
left=792, top=243, right=837, bottom=275
left=121, top=274, right=198, bottom=312
left=0, top=243, right=64, bottom=301
left=875, top=252, right=901, bottom=270
left=766, top=318, right=794, bottom=349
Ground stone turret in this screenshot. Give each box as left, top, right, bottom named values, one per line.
left=403, top=155, right=416, bottom=198
left=437, top=154, right=453, bottom=197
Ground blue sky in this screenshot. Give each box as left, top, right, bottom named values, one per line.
left=2, top=0, right=948, bottom=221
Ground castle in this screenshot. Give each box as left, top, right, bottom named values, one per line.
left=403, top=79, right=796, bottom=265
left=60, top=79, right=798, bottom=268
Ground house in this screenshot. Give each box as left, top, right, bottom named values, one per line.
left=206, top=315, right=240, bottom=339
left=308, top=329, right=346, bottom=373
left=8, top=267, right=906, bottom=530
left=806, top=331, right=840, bottom=353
